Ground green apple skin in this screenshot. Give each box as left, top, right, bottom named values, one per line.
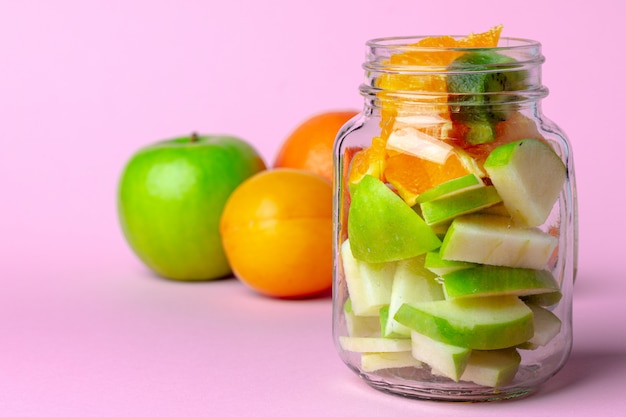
left=348, top=175, right=441, bottom=263
left=118, top=134, right=266, bottom=280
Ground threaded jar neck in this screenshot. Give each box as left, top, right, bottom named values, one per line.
left=360, top=36, right=549, bottom=108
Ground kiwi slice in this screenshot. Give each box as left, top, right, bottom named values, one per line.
left=447, top=51, right=527, bottom=145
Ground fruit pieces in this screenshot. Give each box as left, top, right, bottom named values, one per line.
left=384, top=151, right=471, bottom=206
left=383, top=256, right=445, bottom=337
left=484, top=138, right=567, bottom=227
left=347, top=136, right=387, bottom=189
left=416, top=173, right=483, bottom=204
left=339, top=336, right=412, bottom=353
left=420, top=185, right=502, bottom=225
left=440, top=214, right=558, bottom=270
left=341, top=240, right=395, bottom=316
left=424, top=251, right=476, bottom=276
left=441, top=265, right=559, bottom=299
left=519, top=304, right=562, bottom=349
left=447, top=51, right=526, bottom=145
left=378, top=25, right=503, bottom=99
left=338, top=27, right=568, bottom=389
left=347, top=26, right=505, bottom=203
left=394, top=296, right=534, bottom=350
left=361, top=351, right=423, bottom=372
left=460, top=348, right=521, bottom=387
left=386, top=127, right=454, bottom=164
left=410, top=330, right=471, bottom=382
left=344, top=299, right=381, bottom=337
left=347, top=175, right=441, bottom=263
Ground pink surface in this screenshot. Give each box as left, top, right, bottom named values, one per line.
left=1, top=0, right=624, bottom=415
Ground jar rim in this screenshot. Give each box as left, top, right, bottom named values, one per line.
left=365, top=36, right=542, bottom=52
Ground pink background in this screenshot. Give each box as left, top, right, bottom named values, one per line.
left=1, top=0, right=624, bottom=415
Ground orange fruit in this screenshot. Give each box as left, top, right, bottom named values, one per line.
left=219, top=169, right=333, bottom=298
left=274, top=110, right=359, bottom=182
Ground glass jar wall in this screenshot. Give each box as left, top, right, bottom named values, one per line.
left=332, top=35, right=577, bottom=401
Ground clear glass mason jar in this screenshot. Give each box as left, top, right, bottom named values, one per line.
left=332, top=36, right=577, bottom=401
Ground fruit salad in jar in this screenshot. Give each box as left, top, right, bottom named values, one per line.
left=333, top=26, right=575, bottom=399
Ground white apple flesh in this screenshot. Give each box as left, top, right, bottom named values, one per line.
left=410, top=330, right=471, bottom=382
left=361, top=351, right=424, bottom=372
left=484, top=138, right=566, bottom=227
left=339, top=336, right=412, bottom=353
left=440, top=214, right=557, bottom=270
left=383, top=255, right=445, bottom=338
left=460, top=348, right=521, bottom=387
left=341, top=240, right=395, bottom=316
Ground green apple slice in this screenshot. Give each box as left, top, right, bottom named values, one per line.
left=348, top=175, right=441, bottom=263
left=420, top=186, right=502, bottom=225
left=383, top=255, right=445, bottom=338
left=521, top=290, right=563, bottom=307
left=460, top=348, right=521, bottom=387
left=441, top=265, right=559, bottom=300
left=484, top=138, right=566, bottom=227
left=440, top=214, right=557, bottom=270
left=339, top=336, right=412, bottom=353
left=361, top=351, right=424, bottom=372
left=518, top=304, right=562, bottom=349
left=341, top=240, right=395, bottom=316
left=344, top=299, right=381, bottom=337
left=424, top=250, right=476, bottom=276
left=411, top=330, right=471, bottom=382
left=416, top=174, right=483, bottom=204
left=395, top=296, right=534, bottom=350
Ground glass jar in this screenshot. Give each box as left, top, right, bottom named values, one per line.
left=332, top=35, right=577, bottom=402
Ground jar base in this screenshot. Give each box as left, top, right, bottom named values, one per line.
left=355, top=365, right=546, bottom=402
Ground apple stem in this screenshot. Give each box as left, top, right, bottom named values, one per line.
left=191, top=132, right=199, bottom=143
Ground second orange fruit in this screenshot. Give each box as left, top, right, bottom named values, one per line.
left=274, top=110, right=359, bottom=182
left=219, top=169, right=333, bottom=299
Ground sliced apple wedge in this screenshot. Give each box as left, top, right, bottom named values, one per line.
left=348, top=175, right=441, bottom=263
left=424, top=250, right=476, bottom=276
left=440, top=214, right=557, bottom=270
left=441, top=265, right=559, bottom=300
left=394, top=296, right=534, bottom=350
left=460, top=348, right=521, bottom=387
left=416, top=173, right=483, bottom=205
left=521, top=290, right=563, bottom=307
left=518, top=304, right=562, bottom=349
left=420, top=186, right=502, bottom=225
left=484, top=138, right=566, bottom=227
left=411, top=330, right=471, bottom=382
left=341, top=239, right=395, bottom=316
left=339, top=336, right=412, bottom=353
left=361, top=351, right=424, bottom=372
left=344, top=299, right=381, bottom=337
left=383, top=255, right=445, bottom=338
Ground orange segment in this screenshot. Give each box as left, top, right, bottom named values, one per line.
left=347, top=136, right=387, bottom=187
left=384, top=152, right=471, bottom=206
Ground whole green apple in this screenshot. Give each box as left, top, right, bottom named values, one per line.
left=118, top=134, right=266, bottom=280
